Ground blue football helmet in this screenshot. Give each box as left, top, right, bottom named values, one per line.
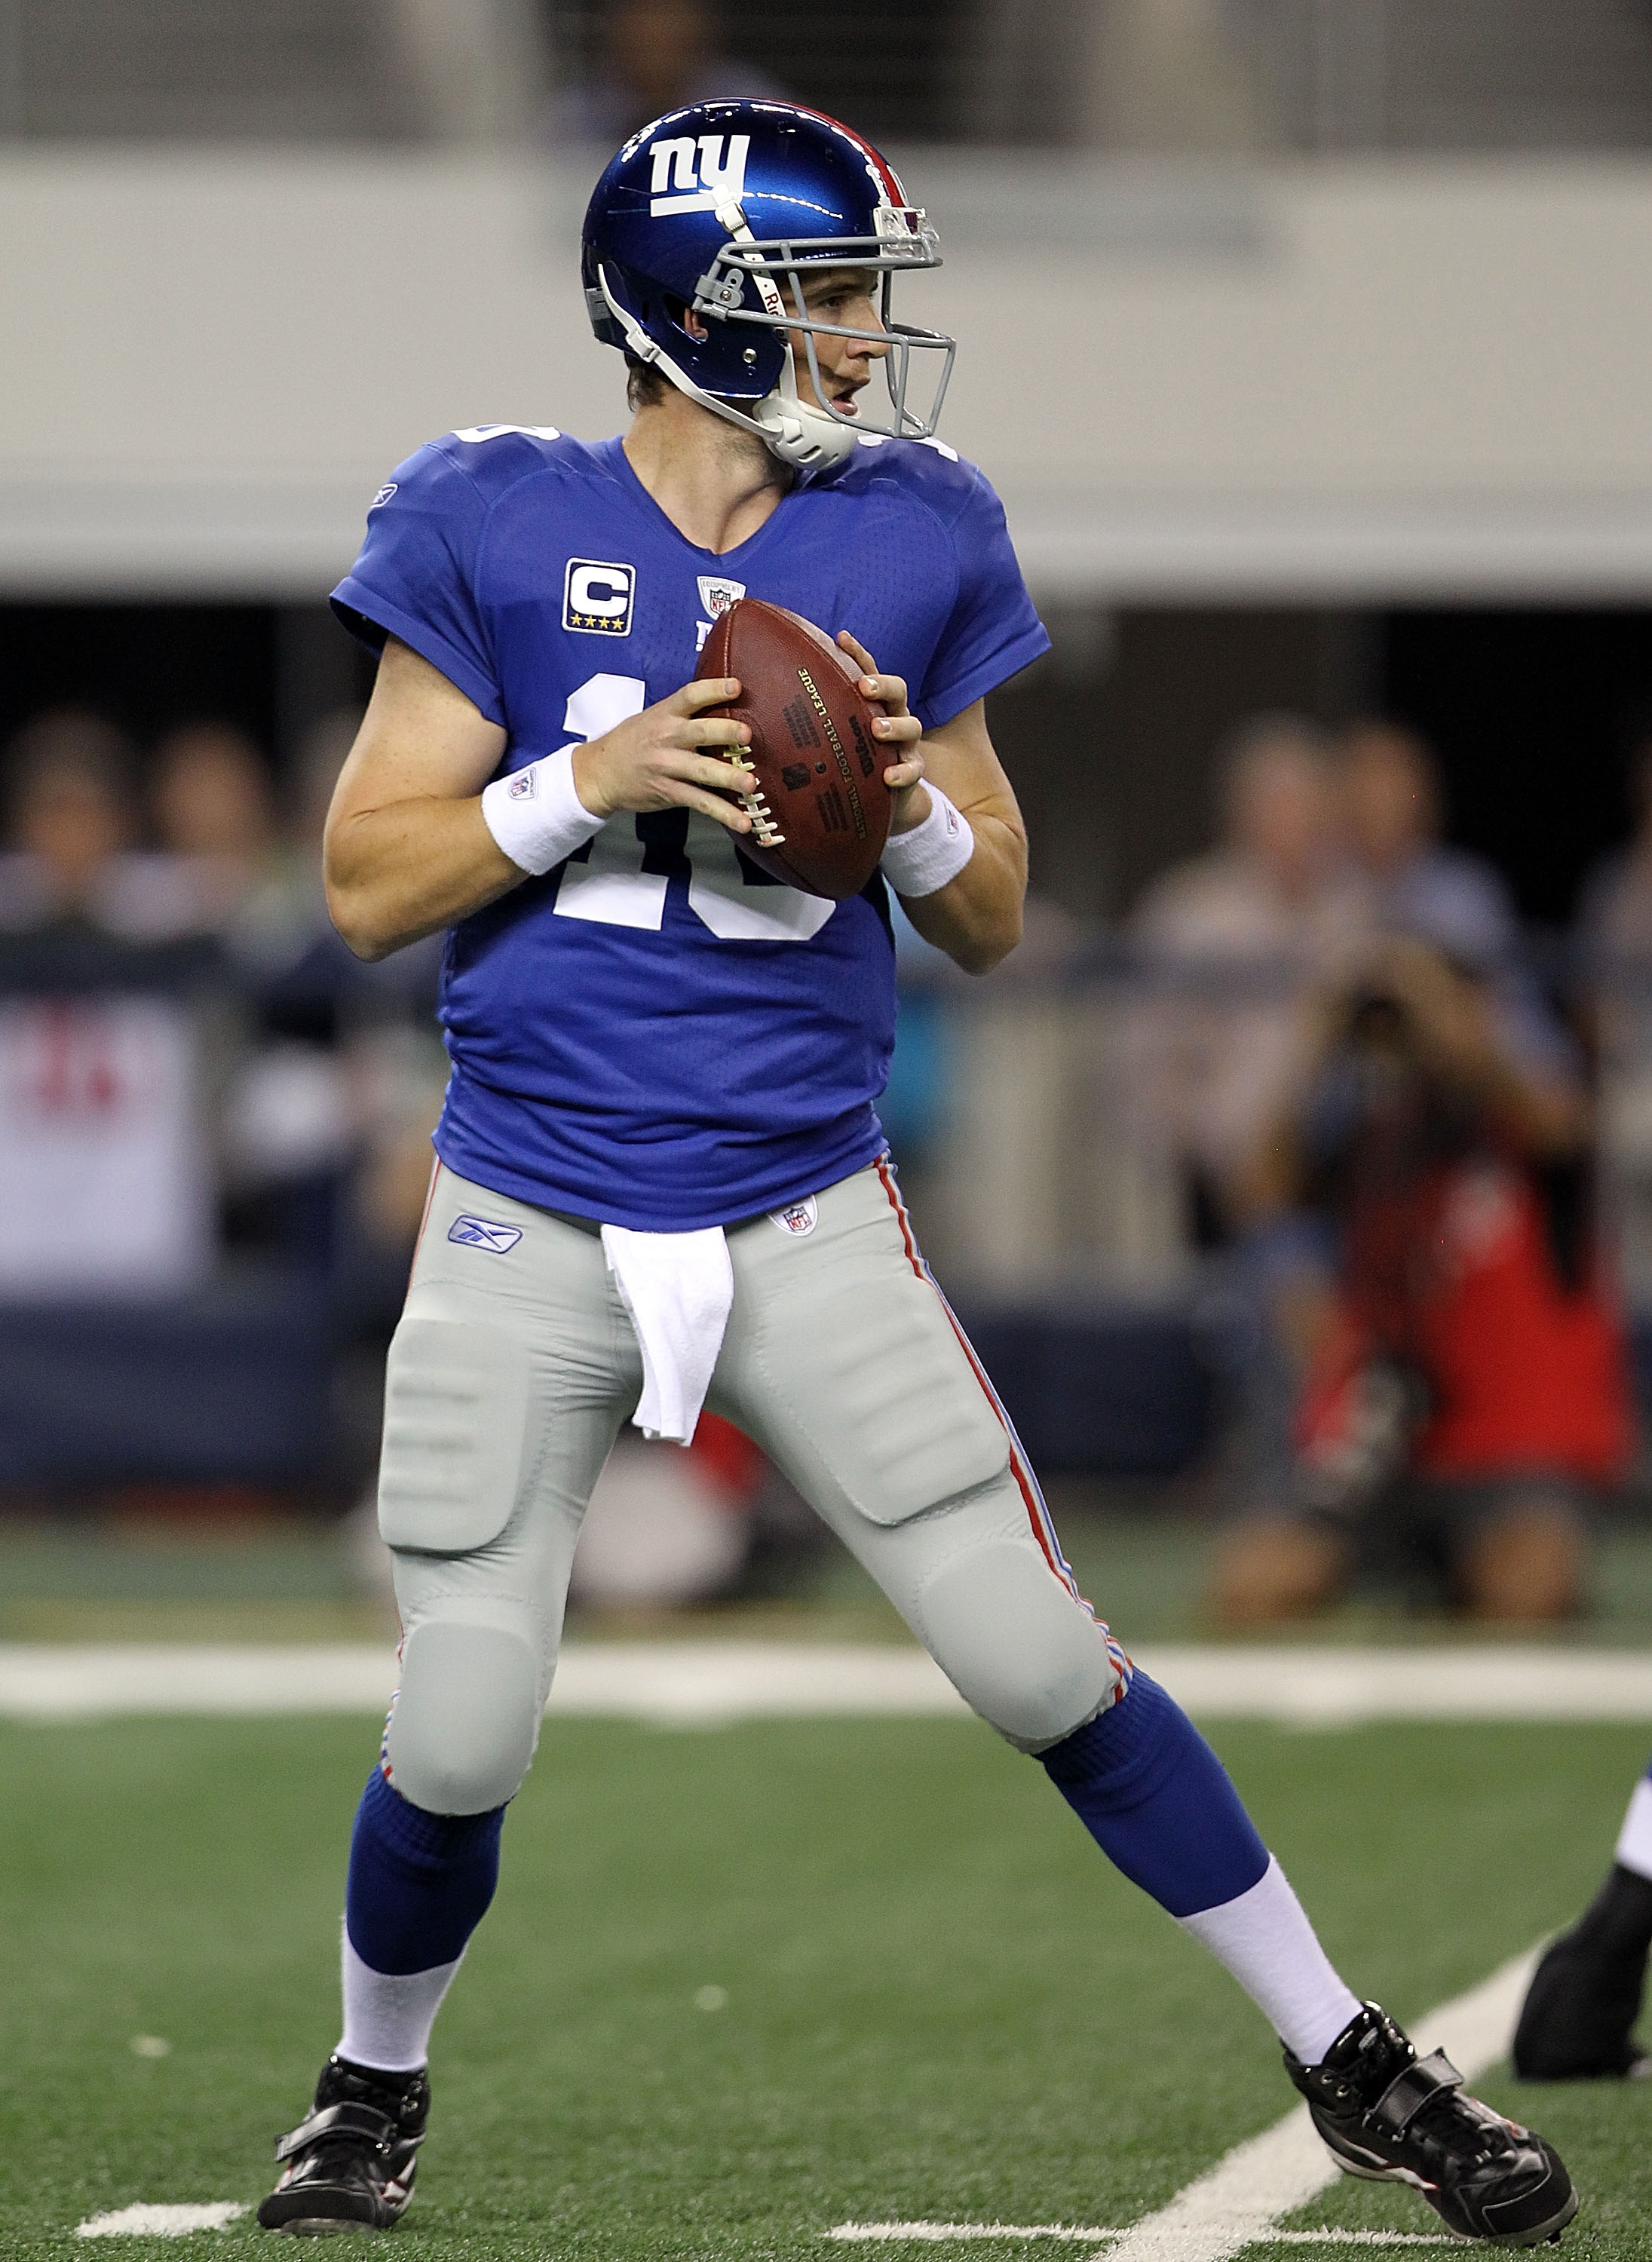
left=581, top=100, right=955, bottom=471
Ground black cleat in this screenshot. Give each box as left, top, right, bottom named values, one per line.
left=1285, top=2003, right=1577, bottom=2246
left=1513, top=1867, right=1652, bottom=2081
left=257, top=2055, right=429, bottom=2236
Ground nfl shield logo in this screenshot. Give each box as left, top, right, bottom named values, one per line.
left=767, top=1196, right=818, bottom=1238
left=697, top=575, right=746, bottom=618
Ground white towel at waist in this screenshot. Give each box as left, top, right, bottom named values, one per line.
left=600, top=1223, right=734, bottom=1445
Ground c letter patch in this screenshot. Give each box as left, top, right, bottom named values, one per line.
left=564, top=559, right=636, bottom=636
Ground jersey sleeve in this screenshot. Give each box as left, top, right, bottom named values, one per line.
left=330, top=443, right=502, bottom=725
left=916, top=467, right=1051, bottom=729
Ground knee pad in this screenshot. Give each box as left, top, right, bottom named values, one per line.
left=912, top=1538, right=1117, bottom=1752
left=384, top=1620, right=541, bottom=1813
left=378, top=1315, right=532, bottom=1554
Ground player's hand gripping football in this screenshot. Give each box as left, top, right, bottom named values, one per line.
left=832, top=629, right=929, bottom=832
left=571, top=680, right=759, bottom=835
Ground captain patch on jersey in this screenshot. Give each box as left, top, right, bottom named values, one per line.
left=562, top=558, right=635, bottom=635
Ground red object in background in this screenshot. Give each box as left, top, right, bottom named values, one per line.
left=1297, top=1156, right=1634, bottom=1484
left=685, top=1411, right=769, bottom=1507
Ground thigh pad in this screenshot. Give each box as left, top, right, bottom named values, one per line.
left=378, top=1315, right=532, bottom=1555
left=749, top=1237, right=1009, bottom=1528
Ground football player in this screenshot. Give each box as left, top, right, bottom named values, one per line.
left=1514, top=1756, right=1652, bottom=2079
left=257, top=103, right=1576, bottom=2242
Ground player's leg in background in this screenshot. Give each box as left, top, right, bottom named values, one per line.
left=713, top=1158, right=1576, bottom=2245
left=1514, top=1752, right=1652, bottom=2079
left=259, top=1168, right=639, bottom=2233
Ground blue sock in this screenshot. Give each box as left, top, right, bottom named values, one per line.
left=345, top=1767, right=506, bottom=1975
left=1040, top=1672, right=1269, bottom=1918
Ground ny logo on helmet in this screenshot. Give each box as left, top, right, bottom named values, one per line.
left=649, top=133, right=750, bottom=217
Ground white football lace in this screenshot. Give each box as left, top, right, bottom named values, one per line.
left=728, top=752, right=786, bottom=846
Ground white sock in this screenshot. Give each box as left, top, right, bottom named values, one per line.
left=1177, top=1854, right=1362, bottom=2064
left=337, top=1929, right=464, bottom=2074
left=1615, top=1776, right=1652, bottom=1882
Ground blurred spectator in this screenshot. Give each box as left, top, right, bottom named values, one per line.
left=1576, top=731, right=1652, bottom=1289
left=1210, top=936, right=1630, bottom=1626
left=0, top=708, right=286, bottom=943
left=546, top=0, right=786, bottom=146
left=149, top=722, right=280, bottom=933
left=1339, top=721, right=1523, bottom=966
left=1340, top=717, right=1577, bottom=1080
left=1126, top=713, right=1369, bottom=1243
left=0, top=710, right=140, bottom=933
left=0, top=712, right=217, bottom=1294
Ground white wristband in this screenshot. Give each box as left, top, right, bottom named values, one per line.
left=480, top=745, right=604, bottom=877
left=880, top=783, right=975, bottom=898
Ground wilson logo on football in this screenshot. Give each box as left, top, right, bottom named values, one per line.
left=563, top=559, right=636, bottom=636
left=648, top=133, right=749, bottom=217
left=447, top=1215, right=524, bottom=1255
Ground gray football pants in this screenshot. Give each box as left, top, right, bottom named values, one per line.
left=377, top=1157, right=1121, bottom=1813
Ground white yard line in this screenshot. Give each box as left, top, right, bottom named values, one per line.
left=832, top=2230, right=1127, bottom=2245
left=3, top=1640, right=1652, bottom=1724
left=76, top=2200, right=247, bottom=2237
left=829, top=2235, right=1451, bottom=2249
left=832, top=1947, right=1540, bottom=2262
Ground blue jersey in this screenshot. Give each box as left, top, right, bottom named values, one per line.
left=331, top=425, right=1048, bottom=1231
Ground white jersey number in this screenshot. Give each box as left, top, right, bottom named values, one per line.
left=548, top=673, right=835, bottom=944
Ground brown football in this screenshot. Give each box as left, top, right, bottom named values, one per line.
left=694, top=598, right=892, bottom=900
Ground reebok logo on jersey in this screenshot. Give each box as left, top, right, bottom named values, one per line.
left=648, top=133, right=749, bottom=216
left=768, top=1196, right=818, bottom=1237
left=564, top=559, right=636, bottom=636
left=448, top=1214, right=524, bottom=1255
left=370, top=483, right=398, bottom=508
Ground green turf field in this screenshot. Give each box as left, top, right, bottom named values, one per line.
left=2, top=1714, right=1649, bottom=2258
